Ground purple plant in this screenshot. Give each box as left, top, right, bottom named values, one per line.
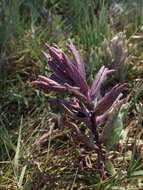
left=32, top=39, right=127, bottom=177
left=102, top=33, right=128, bottom=82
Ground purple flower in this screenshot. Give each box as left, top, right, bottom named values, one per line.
left=32, top=39, right=128, bottom=176
left=32, top=39, right=127, bottom=124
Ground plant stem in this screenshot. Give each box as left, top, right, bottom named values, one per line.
left=89, top=112, right=106, bottom=178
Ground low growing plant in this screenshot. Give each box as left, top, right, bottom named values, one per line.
left=102, top=33, right=128, bottom=82
left=32, top=39, right=127, bottom=177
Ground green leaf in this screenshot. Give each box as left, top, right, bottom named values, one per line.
left=136, top=102, right=143, bottom=113
left=101, top=104, right=127, bottom=150
left=105, top=159, right=116, bottom=176
left=127, top=170, right=143, bottom=178
left=18, top=164, right=27, bottom=188
left=13, top=117, right=23, bottom=180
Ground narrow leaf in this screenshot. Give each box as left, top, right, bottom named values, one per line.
left=67, top=39, right=86, bottom=79
left=94, top=84, right=128, bottom=116
left=90, top=66, right=114, bottom=100
left=13, top=117, right=23, bottom=180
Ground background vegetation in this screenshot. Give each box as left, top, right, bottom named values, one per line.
left=0, top=0, right=143, bottom=189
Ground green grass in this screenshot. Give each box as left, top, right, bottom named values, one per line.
left=0, top=0, right=143, bottom=189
